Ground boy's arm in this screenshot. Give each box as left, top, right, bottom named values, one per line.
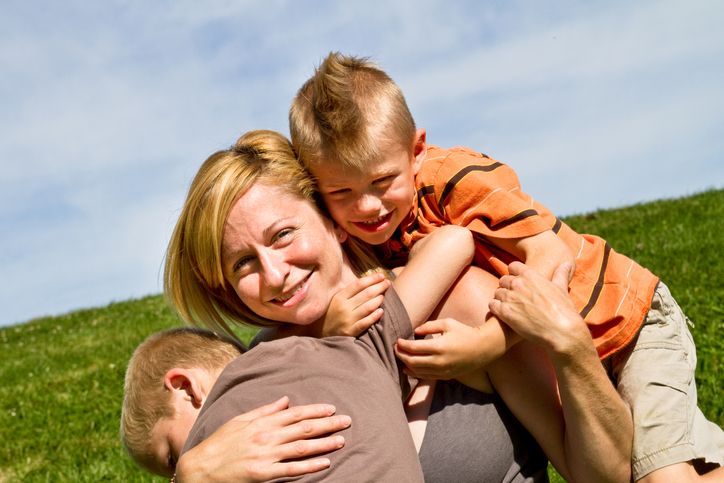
left=395, top=264, right=519, bottom=384
left=392, top=225, right=474, bottom=328
left=393, top=231, right=574, bottom=381
left=489, top=230, right=575, bottom=281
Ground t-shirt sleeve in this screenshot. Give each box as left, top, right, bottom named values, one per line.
left=421, top=147, right=551, bottom=240
left=361, top=286, right=416, bottom=399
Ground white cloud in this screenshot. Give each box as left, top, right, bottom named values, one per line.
left=1, top=0, right=722, bottom=325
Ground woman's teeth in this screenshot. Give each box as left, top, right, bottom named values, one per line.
left=275, top=278, right=306, bottom=302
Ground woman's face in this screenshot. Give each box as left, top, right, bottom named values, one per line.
left=221, top=182, right=355, bottom=326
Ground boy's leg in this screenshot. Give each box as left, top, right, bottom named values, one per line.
left=609, top=282, right=724, bottom=482
left=434, top=265, right=632, bottom=482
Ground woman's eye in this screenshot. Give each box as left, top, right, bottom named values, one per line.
left=233, top=256, right=253, bottom=273
left=274, top=228, right=294, bottom=243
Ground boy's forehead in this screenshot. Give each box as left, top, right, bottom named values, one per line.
left=313, top=150, right=410, bottom=184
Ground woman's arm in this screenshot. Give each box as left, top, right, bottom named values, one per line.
left=392, top=225, right=474, bottom=328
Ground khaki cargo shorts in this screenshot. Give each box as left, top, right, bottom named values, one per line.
left=607, top=282, right=724, bottom=480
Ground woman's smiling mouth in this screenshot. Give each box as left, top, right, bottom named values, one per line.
left=272, top=272, right=313, bottom=306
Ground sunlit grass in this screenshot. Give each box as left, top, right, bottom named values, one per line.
left=0, top=189, right=721, bottom=482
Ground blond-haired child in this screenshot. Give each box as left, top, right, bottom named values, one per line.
left=289, top=51, right=724, bottom=482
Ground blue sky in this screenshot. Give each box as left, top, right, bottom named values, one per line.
left=2, top=0, right=723, bottom=327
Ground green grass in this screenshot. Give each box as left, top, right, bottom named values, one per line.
left=1, top=189, right=722, bottom=482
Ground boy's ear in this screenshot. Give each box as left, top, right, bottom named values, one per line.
left=334, top=224, right=348, bottom=243
left=411, top=128, right=427, bottom=174
left=164, top=368, right=206, bottom=409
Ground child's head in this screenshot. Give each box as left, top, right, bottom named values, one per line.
left=290, top=52, right=426, bottom=245
left=120, top=327, right=244, bottom=477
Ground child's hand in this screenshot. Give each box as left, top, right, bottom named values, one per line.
left=394, top=318, right=494, bottom=380
left=322, top=273, right=391, bottom=337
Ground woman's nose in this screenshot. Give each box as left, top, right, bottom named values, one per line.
left=258, top=249, right=289, bottom=288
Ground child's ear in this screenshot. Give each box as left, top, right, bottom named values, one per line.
left=411, top=128, right=427, bottom=174
left=164, top=368, right=206, bottom=409
left=334, top=224, right=348, bottom=243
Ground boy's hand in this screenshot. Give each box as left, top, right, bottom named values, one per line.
left=322, top=273, right=390, bottom=337
left=394, top=318, right=493, bottom=380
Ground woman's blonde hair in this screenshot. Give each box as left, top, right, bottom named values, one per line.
left=120, top=327, right=243, bottom=469
left=164, top=129, right=383, bottom=337
left=289, top=51, right=416, bottom=171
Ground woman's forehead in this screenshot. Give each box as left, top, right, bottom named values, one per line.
left=224, top=183, right=322, bottom=243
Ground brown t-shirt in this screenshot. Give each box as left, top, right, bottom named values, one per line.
left=181, top=287, right=423, bottom=482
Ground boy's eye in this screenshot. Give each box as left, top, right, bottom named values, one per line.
left=373, top=175, right=394, bottom=185
left=326, top=188, right=351, bottom=197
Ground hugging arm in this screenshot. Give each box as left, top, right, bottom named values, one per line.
left=175, top=397, right=351, bottom=483
left=391, top=225, right=474, bottom=327
left=488, top=262, right=632, bottom=483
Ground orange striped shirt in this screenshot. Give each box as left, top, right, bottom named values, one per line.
left=394, top=145, right=659, bottom=359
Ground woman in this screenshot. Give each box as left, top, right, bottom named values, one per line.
left=164, top=130, right=631, bottom=482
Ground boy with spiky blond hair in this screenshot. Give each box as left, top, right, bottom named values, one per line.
left=289, top=51, right=724, bottom=482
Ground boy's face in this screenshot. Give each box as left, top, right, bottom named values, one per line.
left=311, top=137, right=424, bottom=246
left=146, top=407, right=198, bottom=477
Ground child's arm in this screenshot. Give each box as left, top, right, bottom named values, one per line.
left=394, top=230, right=576, bottom=381
left=392, top=225, right=474, bottom=328
left=490, top=230, right=575, bottom=281
left=395, top=264, right=518, bottom=390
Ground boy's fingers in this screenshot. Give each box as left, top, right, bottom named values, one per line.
left=353, top=295, right=385, bottom=317
left=395, top=337, right=440, bottom=355
left=350, top=280, right=390, bottom=305
left=351, top=308, right=384, bottom=334
left=413, top=319, right=447, bottom=335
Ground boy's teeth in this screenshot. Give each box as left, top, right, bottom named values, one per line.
left=362, top=215, right=385, bottom=224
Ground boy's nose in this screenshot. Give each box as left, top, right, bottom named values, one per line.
left=356, top=194, right=382, bottom=214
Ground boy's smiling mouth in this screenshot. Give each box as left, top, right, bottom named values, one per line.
left=352, top=212, right=394, bottom=232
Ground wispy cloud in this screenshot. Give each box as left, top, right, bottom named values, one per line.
left=1, top=0, right=722, bottom=326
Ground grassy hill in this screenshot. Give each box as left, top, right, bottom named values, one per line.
left=1, top=189, right=722, bottom=482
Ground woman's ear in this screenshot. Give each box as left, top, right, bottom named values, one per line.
left=164, top=368, right=206, bottom=409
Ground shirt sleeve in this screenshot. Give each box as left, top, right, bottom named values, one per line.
left=360, top=286, right=417, bottom=399
left=424, top=147, right=551, bottom=240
